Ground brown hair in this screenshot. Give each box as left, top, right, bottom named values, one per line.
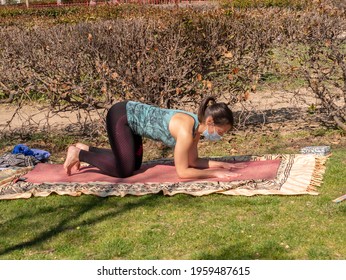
left=198, top=96, right=234, bottom=126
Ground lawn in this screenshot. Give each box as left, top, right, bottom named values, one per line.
left=0, top=0, right=345, bottom=262
left=0, top=143, right=345, bottom=260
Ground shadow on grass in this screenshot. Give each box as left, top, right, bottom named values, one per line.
left=196, top=242, right=293, bottom=260
left=0, top=194, right=162, bottom=257
left=234, top=107, right=334, bottom=128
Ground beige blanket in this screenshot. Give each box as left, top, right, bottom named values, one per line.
left=0, top=154, right=327, bottom=200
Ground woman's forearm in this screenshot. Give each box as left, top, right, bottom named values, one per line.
left=177, top=165, right=241, bottom=180
left=177, top=166, right=218, bottom=179
left=191, top=158, right=223, bottom=169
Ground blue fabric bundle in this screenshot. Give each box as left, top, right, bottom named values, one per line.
left=31, top=149, right=51, bottom=161
left=12, top=144, right=51, bottom=161
left=12, top=144, right=34, bottom=156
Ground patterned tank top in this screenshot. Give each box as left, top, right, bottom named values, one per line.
left=126, top=101, right=199, bottom=147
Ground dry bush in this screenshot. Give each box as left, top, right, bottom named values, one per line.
left=0, top=7, right=279, bottom=134
left=274, top=1, right=346, bottom=130
left=0, top=2, right=345, bottom=136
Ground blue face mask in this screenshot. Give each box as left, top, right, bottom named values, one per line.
left=202, top=126, right=222, bottom=142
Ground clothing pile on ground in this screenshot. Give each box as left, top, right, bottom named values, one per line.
left=0, top=144, right=50, bottom=169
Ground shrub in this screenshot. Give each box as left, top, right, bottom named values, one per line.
left=276, top=1, right=346, bottom=130
left=0, top=1, right=345, bottom=134
left=0, top=6, right=279, bottom=133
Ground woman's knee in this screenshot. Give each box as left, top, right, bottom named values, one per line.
left=107, top=101, right=128, bottom=118
left=113, top=168, right=134, bottom=178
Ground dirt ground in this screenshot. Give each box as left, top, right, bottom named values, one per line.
left=0, top=88, right=327, bottom=132
left=1, top=88, right=345, bottom=163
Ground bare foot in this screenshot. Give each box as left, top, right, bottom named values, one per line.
left=75, top=143, right=89, bottom=151
left=63, top=146, right=81, bottom=176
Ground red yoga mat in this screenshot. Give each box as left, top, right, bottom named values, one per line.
left=24, top=160, right=281, bottom=184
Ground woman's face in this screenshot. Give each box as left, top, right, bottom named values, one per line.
left=209, top=123, right=232, bottom=136
left=202, top=116, right=233, bottom=136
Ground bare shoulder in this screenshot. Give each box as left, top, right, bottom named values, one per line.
left=169, top=112, right=195, bottom=138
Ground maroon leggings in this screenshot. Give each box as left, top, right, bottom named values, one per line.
left=79, top=101, right=143, bottom=178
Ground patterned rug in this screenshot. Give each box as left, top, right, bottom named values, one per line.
left=0, top=154, right=327, bottom=200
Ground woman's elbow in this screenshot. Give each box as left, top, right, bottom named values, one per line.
left=176, top=166, right=200, bottom=179
left=176, top=169, right=190, bottom=179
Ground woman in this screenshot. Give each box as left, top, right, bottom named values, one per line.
left=64, top=96, right=243, bottom=179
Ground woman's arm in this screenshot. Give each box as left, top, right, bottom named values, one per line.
left=188, top=136, right=246, bottom=170
left=189, top=144, right=247, bottom=170
left=170, top=114, right=240, bottom=179
left=174, top=137, right=241, bottom=179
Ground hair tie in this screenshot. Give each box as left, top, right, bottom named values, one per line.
left=208, top=98, right=216, bottom=106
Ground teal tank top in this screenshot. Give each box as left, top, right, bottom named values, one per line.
left=126, top=101, right=199, bottom=147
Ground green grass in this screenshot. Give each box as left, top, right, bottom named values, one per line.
left=0, top=147, right=345, bottom=260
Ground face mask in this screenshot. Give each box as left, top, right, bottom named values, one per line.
left=202, top=126, right=222, bottom=142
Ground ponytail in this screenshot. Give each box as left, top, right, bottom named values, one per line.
left=198, top=96, right=216, bottom=122
left=198, top=96, right=234, bottom=126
